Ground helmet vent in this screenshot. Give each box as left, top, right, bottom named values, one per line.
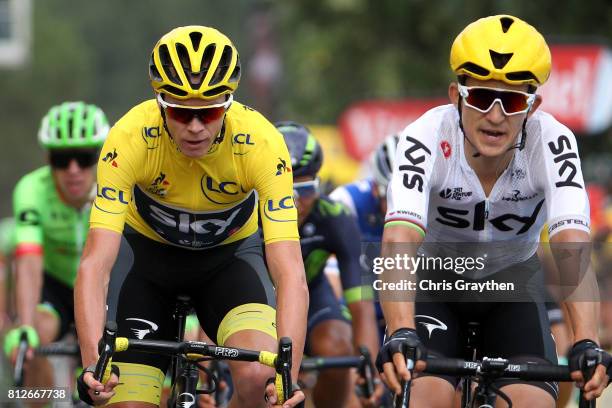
left=189, top=31, right=203, bottom=51
left=499, top=16, right=514, bottom=33
left=158, top=45, right=182, bottom=85
left=489, top=50, right=513, bottom=69
left=457, top=62, right=489, bottom=77
left=506, top=71, right=539, bottom=84
left=209, top=45, right=233, bottom=86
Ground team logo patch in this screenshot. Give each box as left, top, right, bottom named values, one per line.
left=147, top=172, right=170, bottom=197
left=102, top=148, right=119, bottom=167
left=275, top=157, right=292, bottom=176
left=440, top=140, right=451, bottom=159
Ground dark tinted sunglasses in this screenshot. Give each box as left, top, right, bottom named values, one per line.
left=49, top=150, right=99, bottom=169
left=458, top=84, right=535, bottom=116
left=157, top=93, right=233, bottom=125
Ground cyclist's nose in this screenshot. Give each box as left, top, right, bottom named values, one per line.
left=485, top=100, right=506, bottom=123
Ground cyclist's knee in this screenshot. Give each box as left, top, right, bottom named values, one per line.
left=230, top=361, right=275, bottom=401
left=309, top=320, right=352, bottom=357
left=34, top=308, right=60, bottom=344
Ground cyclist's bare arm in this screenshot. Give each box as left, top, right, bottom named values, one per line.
left=74, top=228, right=121, bottom=367
left=379, top=224, right=425, bottom=392
left=348, top=300, right=379, bottom=359
left=15, top=252, right=44, bottom=326
left=265, top=240, right=308, bottom=380
left=379, top=225, right=423, bottom=334
left=552, top=228, right=608, bottom=398
left=551, top=229, right=599, bottom=342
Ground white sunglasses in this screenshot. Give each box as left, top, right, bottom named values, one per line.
left=458, top=84, right=535, bottom=116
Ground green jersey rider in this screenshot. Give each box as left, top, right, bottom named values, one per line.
left=4, top=101, right=108, bottom=390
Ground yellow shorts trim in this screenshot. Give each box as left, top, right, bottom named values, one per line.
left=216, top=303, right=277, bottom=346
left=105, top=362, right=165, bottom=406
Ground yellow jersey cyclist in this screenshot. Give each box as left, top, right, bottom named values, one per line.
left=75, top=26, right=308, bottom=408
left=276, top=122, right=384, bottom=408
left=3, top=102, right=108, bottom=387
left=376, top=15, right=610, bottom=407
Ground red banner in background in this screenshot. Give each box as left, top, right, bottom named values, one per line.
left=338, top=44, right=611, bottom=161
left=540, top=45, right=612, bottom=134
left=338, top=98, right=446, bottom=160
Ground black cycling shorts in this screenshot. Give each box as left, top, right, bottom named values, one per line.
left=107, top=227, right=276, bottom=374
left=40, top=272, right=74, bottom=340
left=414, top=255, right=559, bottom=400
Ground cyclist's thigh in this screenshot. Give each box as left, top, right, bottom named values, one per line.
left=483, top=302, right=559, bottom=401
left=305, top=274, right=351, bottom=356
left=38, top=273, right=73, bottom=342
left=493, top=383, right=555, bottom=408
left=108, top=233, right=180, bottom=406
left=409, top=376, right=455, bottom=408
left=192, top=233, right=277, bottom=347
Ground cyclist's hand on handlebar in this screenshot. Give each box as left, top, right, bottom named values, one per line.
left=77, top=366, right=120, bottom=406
left=568, top=339, right=609, bottom=400
left=264, top=381, right=305, bottom=408
left=375, top=328, right=427, bottom=394
left=3, top=325, right=39, bottom=365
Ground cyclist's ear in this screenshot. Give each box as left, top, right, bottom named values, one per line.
left=448, top=82, right=460, bottom=107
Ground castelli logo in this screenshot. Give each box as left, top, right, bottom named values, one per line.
left=440, top=141, right=451, bottom=158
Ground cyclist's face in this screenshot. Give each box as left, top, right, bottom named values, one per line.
left=51, top=157, right=96, bottom=206
left=449, top=78, right=541, bottom=158
left=294, top=176, right=319, bottom=226
left=162, top=94, right=227, bottom=158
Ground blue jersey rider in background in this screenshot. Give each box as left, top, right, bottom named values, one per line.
left=276, top=122, right=384, bottom=408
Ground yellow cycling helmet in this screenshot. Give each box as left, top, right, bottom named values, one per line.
left=149, top=25, right=241, bottom=100
left=450, top=15, right=551, bottom=86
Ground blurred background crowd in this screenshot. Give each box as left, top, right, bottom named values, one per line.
left=0, top=0, right=611, bottom=398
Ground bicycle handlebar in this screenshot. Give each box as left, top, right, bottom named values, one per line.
left=95, top=321, right=295, bottom=405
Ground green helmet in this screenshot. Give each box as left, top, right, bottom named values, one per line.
left=38, top=102, right=109, bottom=149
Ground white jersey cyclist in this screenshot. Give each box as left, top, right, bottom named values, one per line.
left=385, top=104, right=590, bottom=275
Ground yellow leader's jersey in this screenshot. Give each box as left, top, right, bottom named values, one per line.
left=90, top=99, right=298, bottom=249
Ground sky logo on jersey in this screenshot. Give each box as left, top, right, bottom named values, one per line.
left=263, top=195, right=297, bottom=223
left=548, top=135, right=583, bottom=189
left=134, top=185, right=255, bottom=249
left=399, top=135, right=431, bottom=192
left=102, top=148, right=119, bottom=167
left=275, top=157, right=292, bottom=176
left=435, top=199, right=544, bottom=234
left=97, top=186, right=129, bottom=204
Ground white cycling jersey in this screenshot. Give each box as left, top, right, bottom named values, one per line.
left=386, top=104, right=590, bottom=275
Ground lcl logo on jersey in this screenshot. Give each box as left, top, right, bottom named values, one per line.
left=97, top=186, right=129, bottom=204
left=232, top=133, right=255, bottom=145
left=548, top=135, right=583, bottom=189
left=263, top=195, right=297, bottom=223
left=435, top=199, right=544, bottom=234
left=399, top=136, right=431, bottom=192
left=200, top=175, right=247, bottom=205
left=141, top=126, right=161, bottom=149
